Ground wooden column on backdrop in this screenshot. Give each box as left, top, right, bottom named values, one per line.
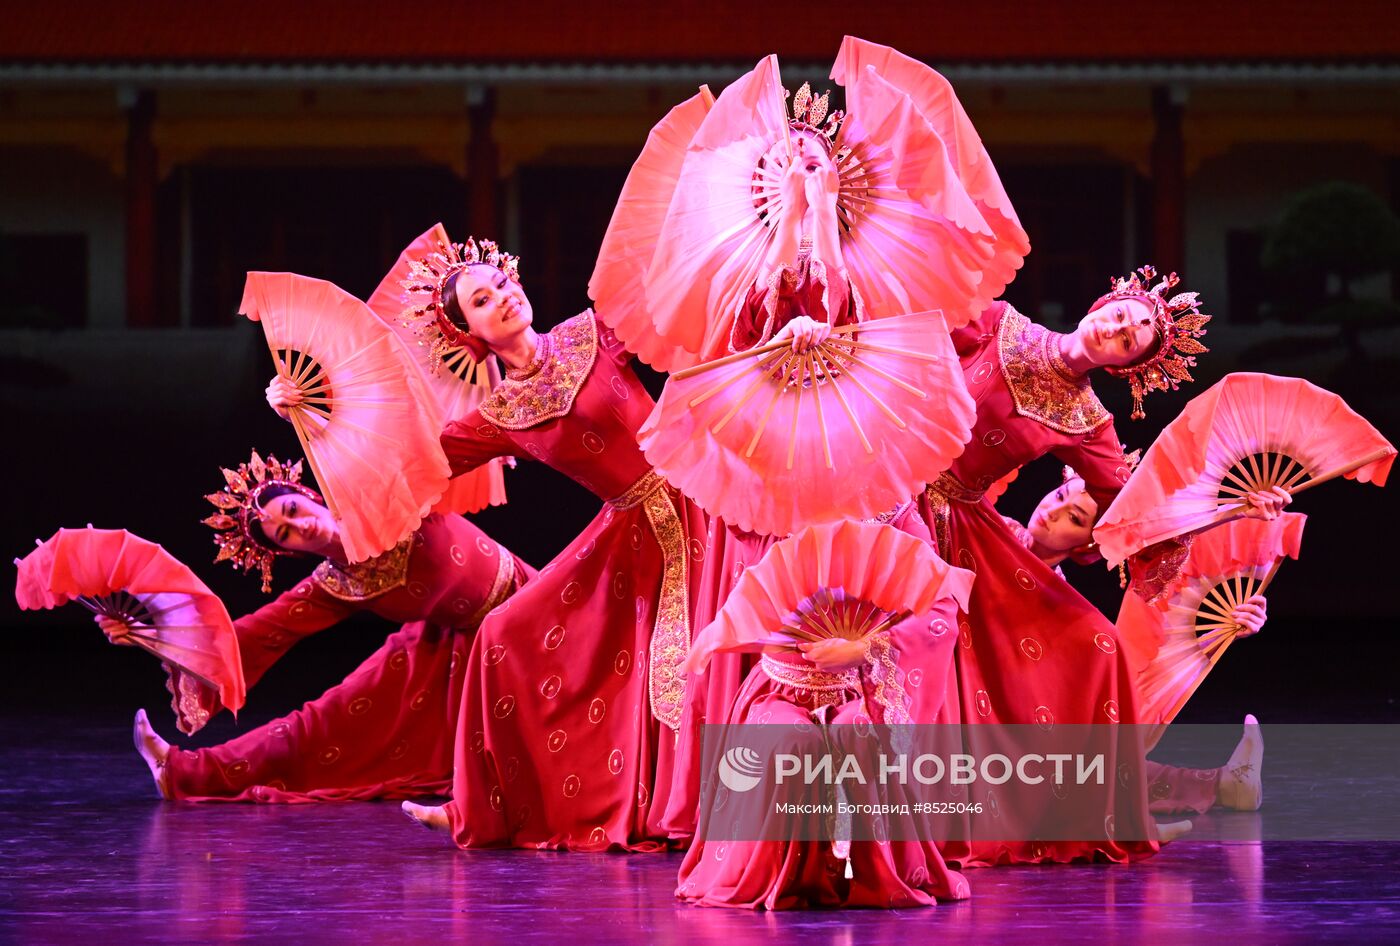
left=122, top=88, right=158, bottom=327
left=1150, top=85, right=1186, bottom=275
left=467, top=86, right=499, bottom=237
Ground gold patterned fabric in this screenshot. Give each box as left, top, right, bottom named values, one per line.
left=759, top=653, right=860, bottom=708
left=923, top=472, right=986, bottom=554
left=469, top=544, right=521, bottom=627
left=479, top=311, right=599, bottom=430
left=997, top=307, right=1111, bottom=435
left=1128, top=534, right=1196, bottom=606
left=609, top=469, right=691, bottom=732
left=313, top=537, right=414, bottom=602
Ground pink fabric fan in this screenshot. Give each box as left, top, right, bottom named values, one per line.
left=1095, top=373, right=1394, bottom=566
left=366, top=223, right=507, bottom=515
left=1115, top=514, right=1306, bottom=744
left=686, top=519, right=972, bottom=672
left=241, top=272, right=452, bottom=563
left=589, top=87, right=715, bottom=371
left=830, top=35, right=1028, bottom=311
left=14, top=527, right=244, bottom=734
left=595, top=40, right=1023, bottom=369
left=638, top=310, right=974, bottom=536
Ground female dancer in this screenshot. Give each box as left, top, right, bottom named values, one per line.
left=913, top=266, right=1217, bottom=865
left=105, top=449, right=531, bottom=802
left=375, top=236, right=719, bottom=849
left=1006, top=468, right=1277, bottom=815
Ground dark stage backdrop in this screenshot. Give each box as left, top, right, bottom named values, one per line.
left=2, top=161, right=1398, bottom=737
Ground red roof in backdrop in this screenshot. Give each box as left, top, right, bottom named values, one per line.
left=3, top=0, right=1398, bottom=64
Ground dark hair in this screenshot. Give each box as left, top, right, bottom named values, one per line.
left=252, top=484, right=308, bottom=551
left=441, top=269, right=469, bottom=333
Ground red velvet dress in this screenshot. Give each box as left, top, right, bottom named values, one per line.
left=661, top=259, right=861, bottom=841
left=676, top=506, right=973, bottom=909
left=438, top=311, right=707, bottom=850
left=917, top=301, right=1159, bottom=865
left=163, top=514, right=531, bottom=802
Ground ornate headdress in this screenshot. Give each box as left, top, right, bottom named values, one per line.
left=786, top=82, right=847, bottom=157
left=400, top=236, right=520, bottom=374
left=1099, top=265, right=1210, bottom=420
left=203, top=450, right=323, bottom=592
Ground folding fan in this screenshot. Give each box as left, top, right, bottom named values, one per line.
left=240, top=272, right=452, bottom=562
left=366, top=223, right=507, bottom=515
left=1095, top=373, right=1393, bottom=566
left=686, top=519, right=973, bottom=672
left=1115, top=513, right=1305, bottom=745
left=589, top=87, right=715, bottom=371
left=14, top=526, right=244, bottom=734
left=638, top=311, right=974, bottom=536
left=592, top=41, right=1026, bottom=370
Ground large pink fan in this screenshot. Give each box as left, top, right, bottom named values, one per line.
left=596, top=41, right=1022, bottom=369
left=1115, top=514, right=1305, bottom=744
left=14, top=527, right=244, bottom=734
left=829, top=35, right=1028, bottom=310
left=589, top=87, right=715, bottom=371
left=1095, top=373, right=1393, bottom=566
left=687, top=519, right=972, bottom=672
left=639, top=310, right=973, bottom=536
left=366, top=223, right=508, bottom=515
left=241, top=272, right=452, bottom=562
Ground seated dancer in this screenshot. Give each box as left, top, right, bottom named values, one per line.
left=388, top=236, right=710, bottom=850
left=105, top=450, right=532, bottom=802
left=678, top=520, right=976, bottom=910
left=915, top=267, right=1221, bottom=865
left=1007, top=468, right=1278, bottom=815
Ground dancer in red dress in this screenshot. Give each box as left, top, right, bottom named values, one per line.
left=392, top=237, right=708, bottom=850
left=1004, top=470, right=1276, bottom=815
left=677, top=517, right=976, bottom=909
left=108, top=451, right=532, bottom=803
left=916, top=267, right=1212, bottom=865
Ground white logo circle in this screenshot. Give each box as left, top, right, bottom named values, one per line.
left=717, top=746, right=764, bottom=793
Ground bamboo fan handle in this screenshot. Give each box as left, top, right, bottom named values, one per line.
left=1286, top=447, right=1395, bottom=497
left=670, top=337, right=794, bottom=381
left=1254, top=558, right=1286, bottom=597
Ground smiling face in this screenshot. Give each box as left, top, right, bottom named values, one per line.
left=256, top=491, right=340, bottom=555
left=448, top=263, right=533, bottom=353
left=1027, top=477, right=1098, bottom=553
left=1074, top=295, right=1158, bottom=368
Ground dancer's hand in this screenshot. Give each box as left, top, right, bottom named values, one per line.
left=1241, top=486, right=1291, bottom=521
left=779, top=148, right=810, bottom=220
left=1230, top=595, right=1268, bottom=637
left=804, top=164, right=840, bottom=218
left=265, top=375, right=304, bottom=420
left=95, top=615, right=136, bottom=645
left=773, top=316, right=832, bottom=354
left=797, top=637, right=868, bottom=672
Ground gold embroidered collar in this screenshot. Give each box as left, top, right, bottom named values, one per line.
left=313, top=537, right=414, bottom=602
left=479, top=311, right=598, bottom=430
left=997, top=307, right=1110, bottom=435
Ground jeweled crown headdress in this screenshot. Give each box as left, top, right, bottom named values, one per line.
left=400, top=236, right=520, bottom=373
left=1101, top=265, right=1211, bottom=420
left=786, top=82, right=847, bottom=158
left=202, top=450, right=323, bottom=592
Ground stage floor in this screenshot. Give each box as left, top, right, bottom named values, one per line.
left=3, top=718, right=1399, bottom=945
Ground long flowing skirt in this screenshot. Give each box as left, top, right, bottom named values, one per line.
left=165, top=621, right=465, bottom=802
left=442, top=483, right=705, bottom=850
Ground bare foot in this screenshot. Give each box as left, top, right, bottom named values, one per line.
left=1217, top=713, right=1263, bottom=811
left=402, top=800, right=451, bottom=835
left=133, top=709, right=171, bottom=800
left=1158, top=819, right=1194, bottom=843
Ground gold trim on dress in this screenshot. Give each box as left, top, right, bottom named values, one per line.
left=469, top=543, right=521, bottom=627
left=609, top=469, right=692, bottom=732
left=313, top=537, right=414, bottom=602
left=759, top=653, right=860, bottom=708
left=997, top=307, right=1111, bottom=435
left=479, top=311, right=599, bottom=431
left=862, top=633, right=912, bottom=726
